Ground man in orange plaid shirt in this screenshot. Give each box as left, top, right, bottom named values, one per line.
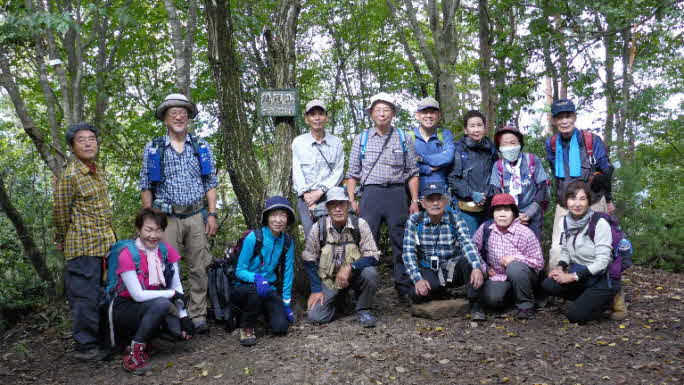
left=54, top=122, right=116, bottom=360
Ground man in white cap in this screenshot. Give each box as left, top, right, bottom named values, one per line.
left=302, top=187, right=380, bottom=327
left=139, top=93, right=218, bottom=333
left=346, top=92, right=420, bottom=304
left=292, top=99, right=345, bottom=239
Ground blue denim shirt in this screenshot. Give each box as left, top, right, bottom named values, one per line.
left=412, top=126, right=456, bottom=192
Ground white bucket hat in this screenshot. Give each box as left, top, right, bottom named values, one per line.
left=365, top=92, right=398, bottom=116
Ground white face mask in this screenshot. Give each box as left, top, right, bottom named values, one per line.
left=500, top=145, right=521, bottom=162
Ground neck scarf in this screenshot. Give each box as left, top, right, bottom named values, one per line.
left=504, top=159, right=522, bottom=204
left=135, top=238, right=165, bottom=287
left=555, top=130, right=581, bottom=178
left=565, top=209, right=594, bottom=237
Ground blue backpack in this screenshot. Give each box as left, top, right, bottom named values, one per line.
left=359, top=127, right=408, bottom=160
left=148, top=133, right=213, bottom=191
left=103, top=240, right=170, bottom=304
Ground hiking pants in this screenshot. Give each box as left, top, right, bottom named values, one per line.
left=65, top=255, right=104, bottom=351
left=549, top=197, right=607, bottom=271
left=163, top=211, right=212, bottom=323
left=359, top=184, right=411, bottom=295
left=408, top=258, right=482, bottom=304
left=307, top=267, right=378, bottom=324
left=233, top=284, right=289, bottom=334
left=113, top=297, right=177, bottom=343
left=542, top=274, right=620, bottom=323
left=481, top=261, right=537, bottom=310
left=297, top=198, right=316, bottom=241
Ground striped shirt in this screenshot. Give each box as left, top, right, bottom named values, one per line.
left=402, top=209, right=484, bottom=284
left=139, top=134, right=218, bottom=206
left=346, top=127, right=419, bottom=185
left=292, top=132, right=345, bottom=196
left=54, top=159, right=116, bottom=259
left=472, top=220, right=544, bottom=281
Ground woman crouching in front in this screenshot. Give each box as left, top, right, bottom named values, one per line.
left=542, top=181, right=620, bottom=323
left=112, top=208, right=193, bottom=375
left=234, top=196, right=296, bottom=346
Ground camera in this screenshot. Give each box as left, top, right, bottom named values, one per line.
left=430, top=256, right=440, bottom=270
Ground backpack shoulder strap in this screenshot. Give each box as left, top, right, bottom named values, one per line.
left=480, top=219, right=494, bottom=263
left=253, top=228, right=264, bottom=264
left=496, top=159, right=505, bottom=187
left=318, top=216, right=328, bottom=247
left=158, top=242, right=169, bottom=264
left=408, top=129, right=416, bottom=142
left=351, top=215, right=361, bottom=245
left=527, top=153, right=536, bottom=179
left=550, top=133, right=559, bottom=153
left=396, top=127, right=408, bottom=153
left=437, top=127, right=445, bottom=143
left=359, top=130, right=369, bottom=160
left=187, top=133, right=201, bottom=156
left=122, top=240, right=143, bottom=273
left=582, top=130, right=594, bottom=156
left=586, top=212, right=609, bottom=243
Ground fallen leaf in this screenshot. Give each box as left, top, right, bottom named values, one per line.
left=201, top=369, right=208, bottom=377
left=213, top=374, right=223, bottom=379
left=575, top=363, right=584, bottom=367
left=656, top=286, right=663, bottom=290
left=470, top=322, right=478, bottom=328
left=435, top=327, right=444, bottom=331
left=438, top=359, right=450, bottom=364
left=165, top=362, right=174, bottom=368
left=501, top=377, right=510, bottom=383
left=193, top=361, right=207, bottom=369
left=243, top=367, right=253, bottom=375
left=395, top=366, right=406, bottom=373
left=618, top=324, right=626, bottom=329
left=608, top=343, right=616, bottom=347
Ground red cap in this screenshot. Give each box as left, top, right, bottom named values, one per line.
left=490, top=193, right=519, bottom=217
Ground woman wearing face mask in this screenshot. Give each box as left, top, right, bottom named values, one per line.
left=112, top=208, right=193, bottom=376
left=489, top=125, right=550, bottom=241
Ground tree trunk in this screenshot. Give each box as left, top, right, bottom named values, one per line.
left=604, top=31, right=616, bottom=151
left=478, top=0, right=495, bottom=133
left=0, top=173, right=55, bottom=289
left=164, top=0, right=198, bottom=96
left=203, top=0, right=265, bottom=228
left=386, top=0, right=429, bottom=98
left=264, top=0, right=301, bottom=197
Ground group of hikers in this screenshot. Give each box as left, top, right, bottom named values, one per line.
left=54, top=92, right=631, bottom=375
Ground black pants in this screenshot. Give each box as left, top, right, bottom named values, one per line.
left=408, top=257, right=482, bottom=304
left=113, top=297, right=181, bottom=343
left=360, top=184, right=411, bottom=295
left=481, top=261, right=537, bottom=310
left=65, top=256, right=104, bottom=351
left=542, top=274, right=620, bottom=323
left=233, top=284, right=289, bottom=334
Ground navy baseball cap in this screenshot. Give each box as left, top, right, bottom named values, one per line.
left=550, top=99, right=576, bottom=117
left=421, top=183, right=447, bottom=198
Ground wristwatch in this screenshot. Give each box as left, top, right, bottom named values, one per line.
left=208, top=211, right=218, bottom=218
left=412, top=199, right=420, bottom=203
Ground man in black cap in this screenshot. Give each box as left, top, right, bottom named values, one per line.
left=139, top=93, right=218, bottom=332
left=544, top=98, right=623, bottom=319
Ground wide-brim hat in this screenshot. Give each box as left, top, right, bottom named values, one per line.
left=155, top=93, right=198, bottom=121
left=491, top=193, right=519, bottom=217
left=261, top=196, right=295, bottom=226
left=494, top=125, right=524, bottom=149
left=365, top=92, right=399, bottom=116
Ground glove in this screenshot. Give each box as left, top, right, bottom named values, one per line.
left=171, top=291, right=185, bottom=303
left=283, top=302, right=295, bottom=323
left=254, top=274, right=273, bottom=298
left=471, top=191, right=485, bottom=204
left=180, top=316, right=195, bottom=335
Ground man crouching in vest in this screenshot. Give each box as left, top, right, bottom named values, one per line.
left=139, top=94, right=219, bottom=333
left=402, top=184, right=487, bottom=321
left=301, top=187, right=380, bottom=328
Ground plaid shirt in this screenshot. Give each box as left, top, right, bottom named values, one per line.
left=302, top=216, right=380, bottom=262
left=54, top=159, right=116, bottom=260
left=472, top=220, right=544, bottom=281
left=346, top=127, right=419, bottom=185
left=139, top=134, right=218, bottom=206
left=402, top=209, right=484, bottom=284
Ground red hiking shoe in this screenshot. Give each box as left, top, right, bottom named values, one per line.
left=122, top=341, right=150, bottom=375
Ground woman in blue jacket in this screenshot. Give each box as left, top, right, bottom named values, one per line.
left=234, top=196, right=295, bottom=346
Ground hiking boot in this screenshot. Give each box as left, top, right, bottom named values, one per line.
left=193, top=319, right=209, bottom=334
left=71, top=346, right=110, bottom=361
left=239, top=328, right=257, bottom=346
left=122, top=342, right=150, bottom=376
left=610, top=288, right=627, bottom=321
left=469, top=303, right=486, bottom=321
left=356, top=310, right=377, bottom=328
left=516, top=308, right=536, bottom=320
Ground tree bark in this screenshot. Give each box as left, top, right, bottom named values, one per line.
left=386, top=0, right=429, bottom=98
left=478, top=0, right=495, bottom=132
left=0, top=173, right=54, bottom=289
left=164, top=0, right=198, bottom=95
left=204, top=0, right=266, bottom=228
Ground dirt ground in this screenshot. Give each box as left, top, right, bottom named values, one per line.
left=1, top=266, right=682, bottom=385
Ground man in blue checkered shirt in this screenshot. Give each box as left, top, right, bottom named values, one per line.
left=402, top=183, right=487, bottom=320
left=140, top=94, right=218, bottom=333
